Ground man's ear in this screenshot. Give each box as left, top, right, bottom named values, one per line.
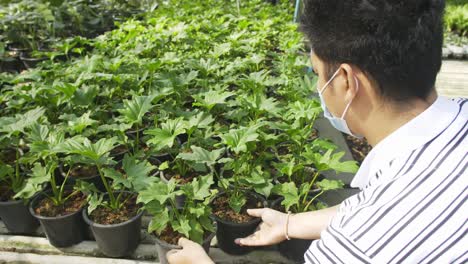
left=340, top=63, right=359, bottom=102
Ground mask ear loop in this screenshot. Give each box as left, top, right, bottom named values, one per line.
left=341, top=76, right=359, bottom=119
left=319, top=68, right=341, bottom=94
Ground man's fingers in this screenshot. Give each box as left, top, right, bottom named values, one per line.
left=246, top=208, right=266, bottom=218
left=235, top=236, right=265, bottom=247
left=166, top=249, right=180, bottom=261
left=177, top=237, right=191, bottom=247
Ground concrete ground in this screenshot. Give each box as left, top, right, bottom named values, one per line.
left=436, top=60, right=468, bottom=98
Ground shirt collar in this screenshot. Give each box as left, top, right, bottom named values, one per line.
left=350, top=96, right=459, bottom=189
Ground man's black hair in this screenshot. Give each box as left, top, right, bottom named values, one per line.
left=300, top=0, right=445, bottom=102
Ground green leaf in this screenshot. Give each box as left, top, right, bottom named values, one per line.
left=188, top=218, right=204, bottom=244
left=148, top=208, right=170, bottom=234
left=191, top=174, right=214, bottom=200
left=220, top=125, right=261, bottom=154
left=176, top=146, right=224, bottom=167
left=229, top=192, right=246, bottom=214
left=121, top=155, right=156, bottom=191
left=87, top=193, right=103, bottom=214
left=145, top=118, right=186, bottom=151
left=173, top=217, right=191, bottom=238
left=118, top=94, right=156, bottom=125
left=159, top=161, right=169, bottom=171
left=14, top=162, right=53, bottom=200
left=192, top=90, right=234, bottom=110
left=316, top=179, right=344, bottom=191
left=137, top=179, right=177, bottom=205
left=55, top=137, right=118, bottom=165
left=60, top=111, right=97, bottom=134
left=0, top=164, right=14, bottom=182
left=186, top=112, right=215, bottom=129
left=0, top=107, right=45, bottom=136
left=274, top=182, right=300, bottom=212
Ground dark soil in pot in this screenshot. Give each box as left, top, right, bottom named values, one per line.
left=154, top=225, right=216, bottom=264
left=210, top=192, right=267, bottom=255
left=59, top=163, right=106, bottom=192
left=83, top=192, right=143, bottom=257
left=0, top=184, right=39, bottom=234
left=30, top=190, right=87, bottom=247
left=271, top=197, right=326, bottom=263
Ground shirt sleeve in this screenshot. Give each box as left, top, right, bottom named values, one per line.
left=304, top=225, right=373, bottom=264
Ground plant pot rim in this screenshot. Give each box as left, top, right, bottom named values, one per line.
left=29, top=190, right=85, bottom=220
left=210, top=191, right=267, bottom=226
left=82, top=191, right=144, bottom=228
left=271, top=193, right=327, bottom=213
left=0, top=198, right=28, bottom=206
left=19, top=54, right=48, bottom=61
left=59, top=163, right=99, bottom=180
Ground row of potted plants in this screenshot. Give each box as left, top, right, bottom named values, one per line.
left=0, top=0, right=358, bottom=263
left=0, top=0, right=158, bottom=72
left=0, top=111, right=357, bottom=262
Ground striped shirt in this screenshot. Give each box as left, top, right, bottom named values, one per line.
left=306, top=97, right=467, bottom=263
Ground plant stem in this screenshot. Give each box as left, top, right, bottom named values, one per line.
left=63, top=190, right=80, bottom=204
left=115, top=191, right=125, bottom=209
left=58, top=166, right=72, bottom=205
left=96, top=165, right=116, bottom=208
left=301, top=171, right=319, bottom=206
left=169, top=198, right=182, bottom=222
left=14, top=146, right=20, bottom=190
left=303, top=190, right=323, bottom=212
left=135, top=124, right=140, bottom=153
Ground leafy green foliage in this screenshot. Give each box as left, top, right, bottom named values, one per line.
left=0, top=0, right=361, bottom=227
left=138, top=174, right=216, bottom=244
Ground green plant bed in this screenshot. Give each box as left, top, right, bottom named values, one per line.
left=0, top=0, right=359, bottom=259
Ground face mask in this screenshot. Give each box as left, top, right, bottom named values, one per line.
left=318, top=68, right=363, bottom=138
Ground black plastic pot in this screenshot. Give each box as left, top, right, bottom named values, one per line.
left=29, top=191, right=87, bottom=247
left=59, top=163, right=106, bottom=192
left=0, top=199, right=39, bottom=234
left=110, top=144, right=130, bottom=162
left=19, top=54, right=48, bottom=69
left=0, top=57, right=25, bottom=73
left=210, top=192, right=267, bottom=255
left=82, top=192, right=143, bottom=257
left=271, top=196, right=326, bottom=263
left=154, top=228, right=215, bottom=264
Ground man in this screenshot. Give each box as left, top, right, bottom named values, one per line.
left=167, top=0, right=467, bottom=263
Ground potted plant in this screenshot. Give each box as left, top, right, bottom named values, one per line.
left=272, top=147, right=359, bottom=262
left=159, top=145, right=224, bottom=207
left=55, top=136, right=153, bottom=257
left=28, top=161, right=91, bottom=247
left=138, top=174, right=217, bottom=264
left=116, top=94, right=157, bottom=155
left=0, top=108, right=45, bottom=234
left=210, top=125, right=272, bottom=255
left=82, top=155, right=155, bottom=257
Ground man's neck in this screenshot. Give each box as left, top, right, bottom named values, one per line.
left=363, top=92, right=438, bottom=147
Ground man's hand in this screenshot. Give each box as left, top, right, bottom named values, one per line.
left=167, top=238, right=214, bottom=264
left=235, top=208, right=288, bottom=246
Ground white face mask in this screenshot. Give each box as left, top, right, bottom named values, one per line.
left=318, top=68, right=363, bottom=139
